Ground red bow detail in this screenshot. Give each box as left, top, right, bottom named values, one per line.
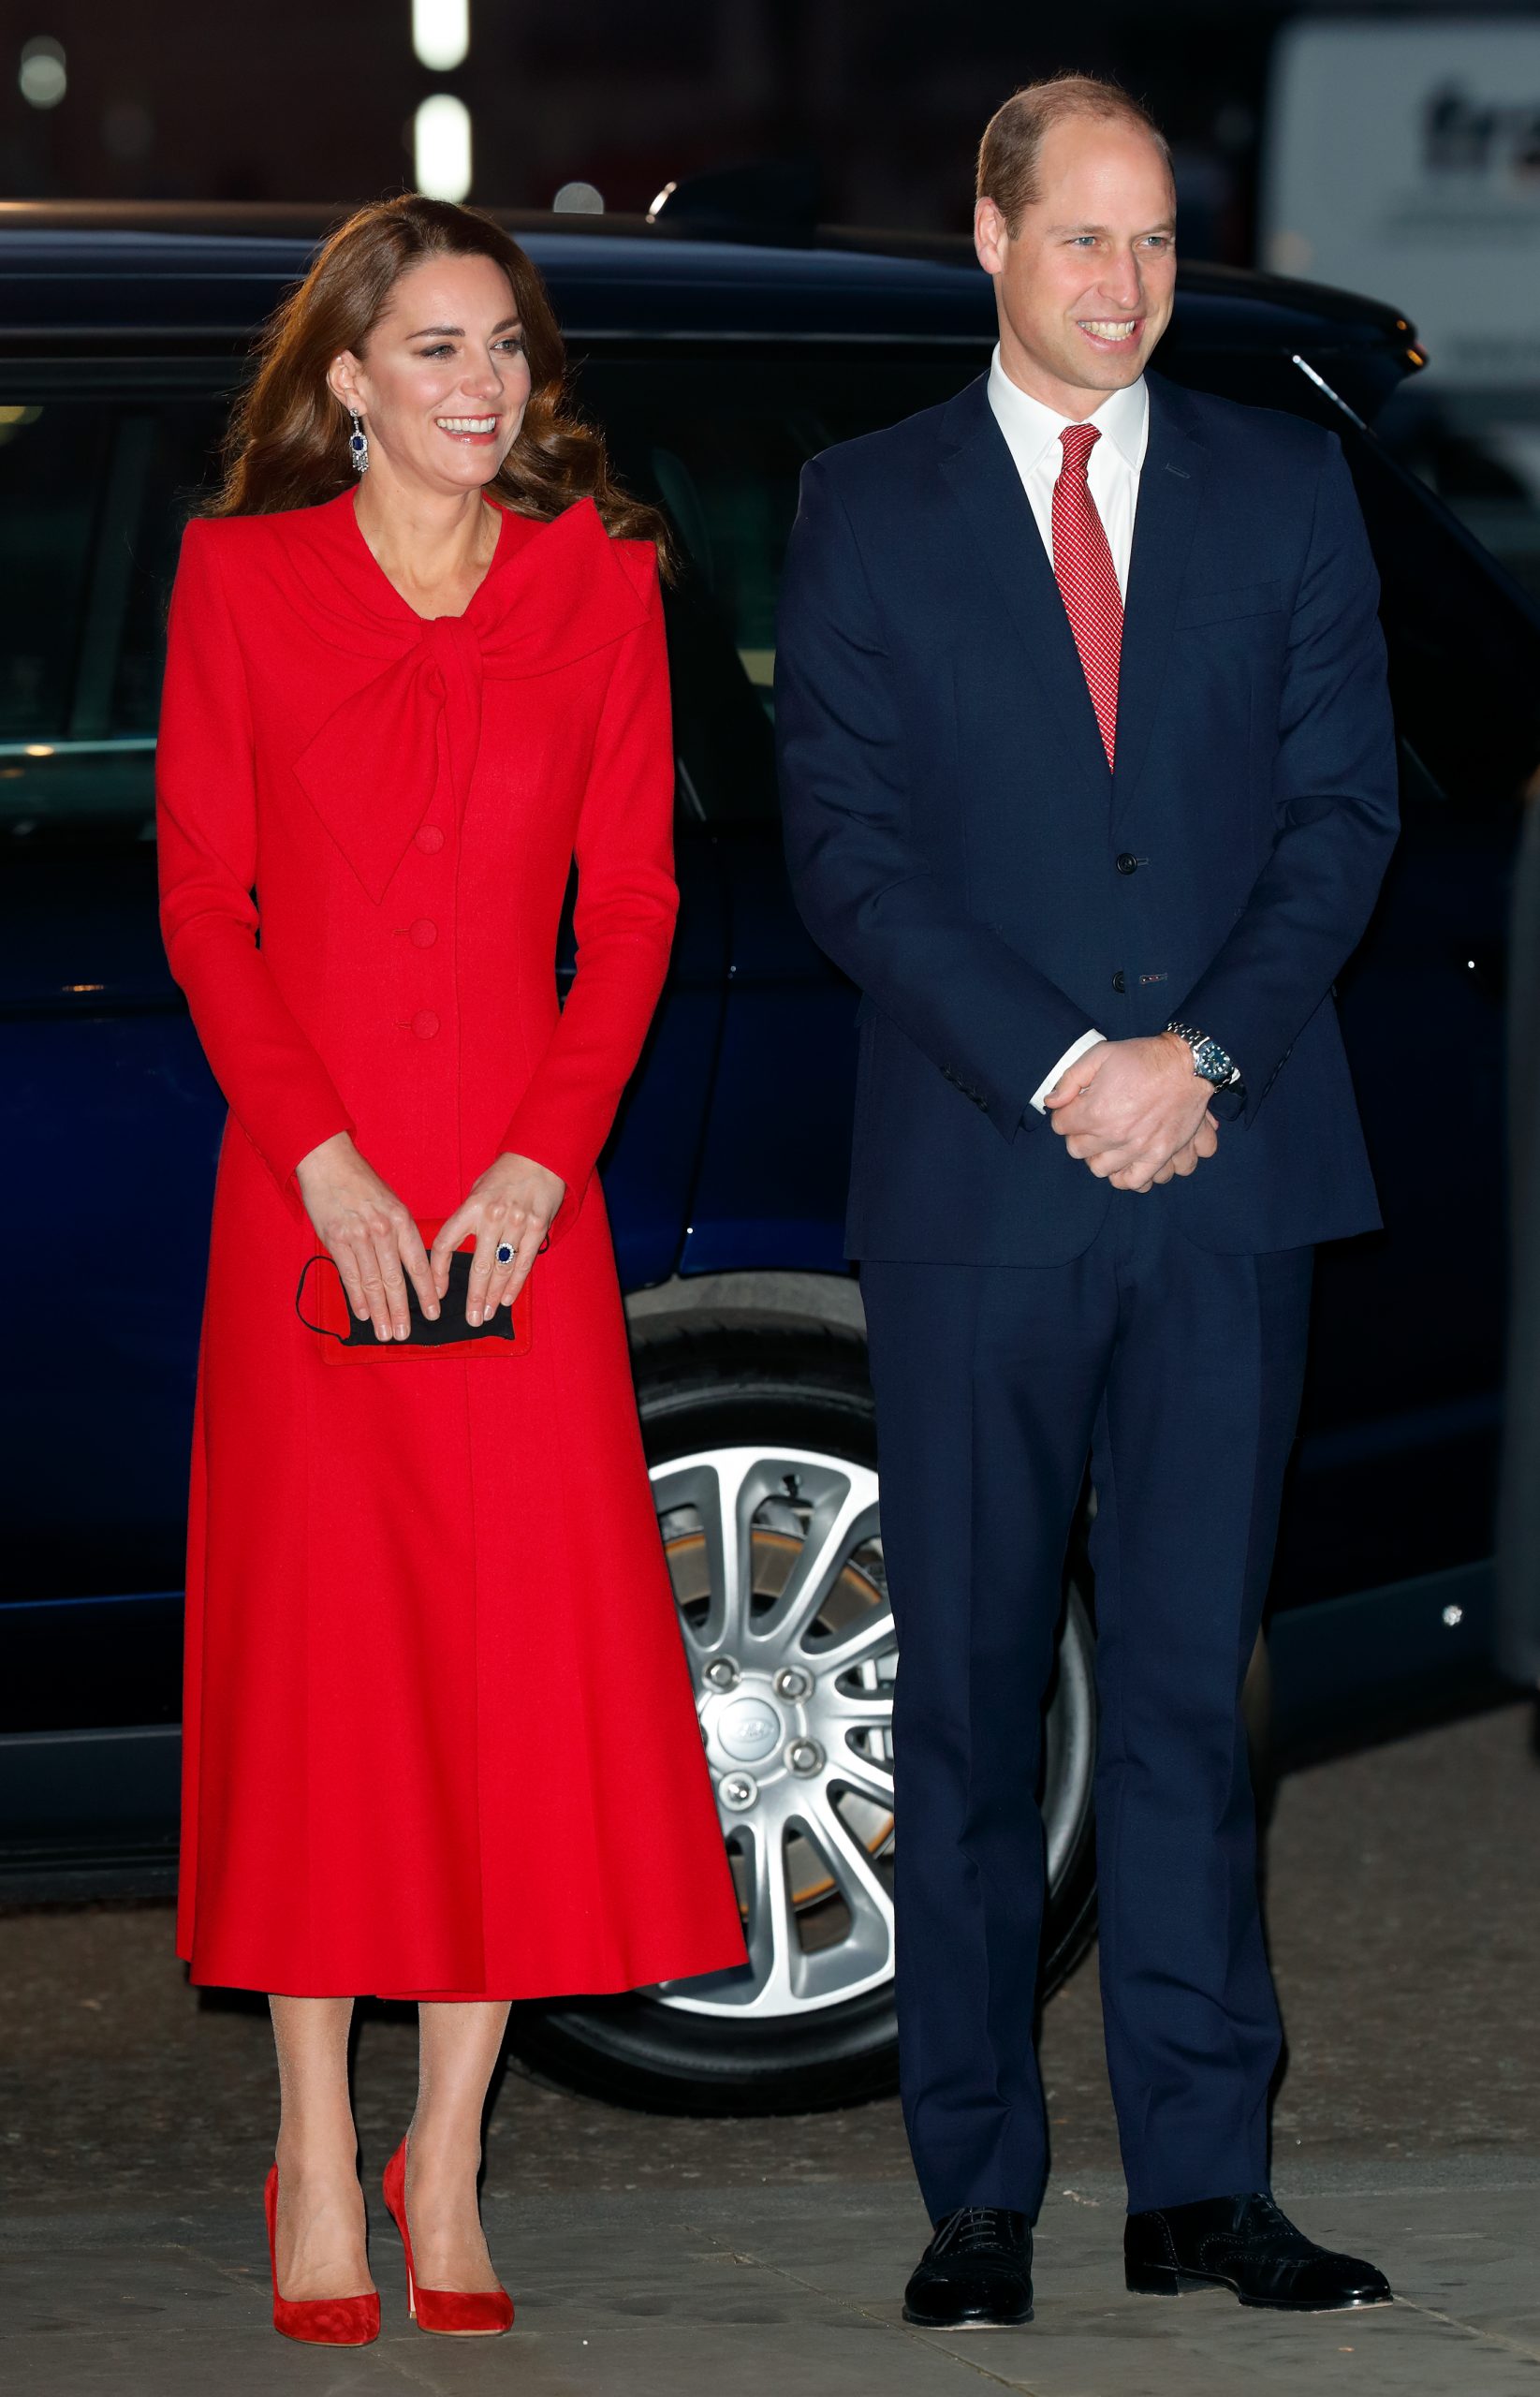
left=289, top=497, right=651, bottom=904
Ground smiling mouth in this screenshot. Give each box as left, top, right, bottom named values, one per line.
left=1078, top=320, right=1142, bottom=346
left=435, top=415, right=499, bottom=436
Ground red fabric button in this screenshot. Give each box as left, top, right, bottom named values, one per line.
left=415, top=825, right=445, bottom=853
left=411, top=1009, right=440, bottom=1039
left=409, top=918, right=437, bottom=947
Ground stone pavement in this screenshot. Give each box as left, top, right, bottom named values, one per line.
left=4, top=1704, right=1539, bottom=2393
left=7, top=2169, right=1540, bottom=2395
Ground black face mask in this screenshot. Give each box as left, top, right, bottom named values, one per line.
left=295, top=1247, right=520, bottom=1346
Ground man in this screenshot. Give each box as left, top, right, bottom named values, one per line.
left=776, top=74, right=1399, bottom=2327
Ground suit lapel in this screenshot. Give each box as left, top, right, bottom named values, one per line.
left=937, top=376, right=1111, bottom=802
left=1111, top=371, right=1206, bottom=830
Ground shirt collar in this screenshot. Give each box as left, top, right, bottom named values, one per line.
left=986, top=344, right=1150, bottom=478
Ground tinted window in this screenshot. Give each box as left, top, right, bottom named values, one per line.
left=1344, top=427, right=1540, bottom=816
left=578, top=340, right=1540, bottom=827
left=0, top=402, right=111, bottom=740
left=1374, top=383, right=1540, bottom=611
left=574, top=348, right=988, bottom=820
left=0, top=395, right=226, bottom=834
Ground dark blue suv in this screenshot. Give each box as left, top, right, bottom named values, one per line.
left=1, top=203, right=1533, bottom=2115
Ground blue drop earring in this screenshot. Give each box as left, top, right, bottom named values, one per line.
left=348, top=408, right=369, bottom=474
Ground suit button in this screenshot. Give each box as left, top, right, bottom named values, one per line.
left=1112, top=970, right=1127, bottom=993
left=411, top=1009, right=440, bottom=1039
left=409, top=918, right=437, bottom=947
left=1116, top=852, right=1138, bottom=875
left=415, top=825, right=445, bottom=853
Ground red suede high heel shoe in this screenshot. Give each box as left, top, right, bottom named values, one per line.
left=262, top=2165, right=380, bottom=2346
left=382, top=2136, right=515, bottom=2336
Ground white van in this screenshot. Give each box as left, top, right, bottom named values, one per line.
left=1261, top=16, right=1540, bottom=599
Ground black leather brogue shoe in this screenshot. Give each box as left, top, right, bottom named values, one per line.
left=1125, top=2192, right=1392, bottom=2312
left=902, top=2206, right=1034, bottom=2329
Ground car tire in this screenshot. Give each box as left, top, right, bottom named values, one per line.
left=506, top=1320, right=1100, bottom=2116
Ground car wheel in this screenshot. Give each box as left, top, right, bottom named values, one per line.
left=507, top=1322, right=1099, bottom=2114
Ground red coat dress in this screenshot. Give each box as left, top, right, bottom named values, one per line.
left=155, top=486, right=747, bottom=1998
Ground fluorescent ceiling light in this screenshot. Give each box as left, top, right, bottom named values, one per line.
left=412, top=0, right=468, bottom=72
left=415, top=94, right=472, bottom=200
left=19, top=37, right=66, bottom=109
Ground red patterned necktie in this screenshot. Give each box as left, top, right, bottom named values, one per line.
left=1051, top=421, right=1122, bottom=770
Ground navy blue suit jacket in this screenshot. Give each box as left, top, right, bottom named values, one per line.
left=775, top=367, right=1400, bottom=1265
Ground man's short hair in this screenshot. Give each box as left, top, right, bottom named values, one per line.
left=976, top=73, right=1172, bottom=236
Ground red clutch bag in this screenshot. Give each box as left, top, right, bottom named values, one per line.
left=295, top=1216, right=535, bottom=1366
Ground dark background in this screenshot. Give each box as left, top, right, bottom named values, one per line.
left=0, top=0, right=1532, bottom=260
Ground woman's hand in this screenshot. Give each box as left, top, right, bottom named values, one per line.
left=294, top=1130, right=439, bottom=1341
left=433, top=1153, right=566, bottom=1326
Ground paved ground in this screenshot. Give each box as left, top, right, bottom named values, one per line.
left=3, top=1701, right=1539, bottom=2391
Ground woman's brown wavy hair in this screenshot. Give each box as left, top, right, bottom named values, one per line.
left=207, top=193, right=673, bottom=573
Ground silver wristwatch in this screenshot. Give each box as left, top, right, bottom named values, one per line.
left=1166, top=1020, right=1241, bottom=1092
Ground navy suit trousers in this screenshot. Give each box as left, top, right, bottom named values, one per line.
left=861, top=1205, right=1314, bottom=2222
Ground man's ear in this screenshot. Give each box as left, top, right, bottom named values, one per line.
left=975, top=195, right=1008, bottom=278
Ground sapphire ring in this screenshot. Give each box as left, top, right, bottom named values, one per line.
left=495, top=1240, right=515, bottom=1267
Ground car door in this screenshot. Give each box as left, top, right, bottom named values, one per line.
left=1157, top=337, right=1539, bottom=1659
left=0, top=382, right=241, bottom=1867
left=1278, top=411, right=1539, bottom=1614
left=0, top=388, right=232, bottom=1687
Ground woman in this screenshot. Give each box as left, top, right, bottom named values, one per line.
left=156, top=194, right=746, bottom=2346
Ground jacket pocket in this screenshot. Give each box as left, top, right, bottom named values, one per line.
left=1177, top=579, right=1288, bottom=627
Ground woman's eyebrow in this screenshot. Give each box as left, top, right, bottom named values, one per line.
left=403, top=316, right=523, bottom=339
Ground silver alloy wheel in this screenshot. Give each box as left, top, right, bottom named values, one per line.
left=646, top=1442, right=1097, bottom=2025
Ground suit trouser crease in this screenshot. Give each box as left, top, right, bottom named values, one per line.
left=862, top=1203, right=1313, bottom=2222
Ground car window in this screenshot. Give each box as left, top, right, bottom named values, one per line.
left=577, top=339, right=1540, bottom=829
left=573, top=348, right=988, bottom=821
left=2, top=355, right=986, bottom=842
left=1158, top=346, right=1540, bottom=809
left=1342, top=426, right=1540, bottom=818
left=12, top=335, right=1536, bottom=846
left=0, top=394, right=227, bottom=837
left=1373, top=385, right=1540, bottom=611
left=0, top=402, right=110, bottom=739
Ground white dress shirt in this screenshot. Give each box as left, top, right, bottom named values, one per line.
left=984, top=346, right=1150, bottom=1114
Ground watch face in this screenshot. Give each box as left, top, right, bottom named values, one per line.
left=1193, top=1037, right=1232, bottom=1085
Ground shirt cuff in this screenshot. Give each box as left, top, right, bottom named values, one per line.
left=1029, top=1028, right=1107, bottom=1115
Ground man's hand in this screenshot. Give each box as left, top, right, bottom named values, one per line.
left=1151, top=1115, right=1221, bottom=1186
left=1044, top=1033, right=1219, bottom=1192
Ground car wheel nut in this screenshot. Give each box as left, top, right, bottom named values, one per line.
left=787, top=1739, right=824, bottom=1775
left=774, top=1667, right=813, bottom=1699
left=720, top=1773, right=757, bottom=1810
left=704, top=1658, right=739, bottom=1690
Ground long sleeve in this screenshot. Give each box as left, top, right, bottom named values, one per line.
left=776, top=456, right=1092, bottom=1140
left=497, top=545, right=678, bottom=1243
left=155, top=519, right=355, bottom=1224
left=1029, top=1028, right=1107, bottom=1113
left=1172, top=436, right=1400, bottom=1125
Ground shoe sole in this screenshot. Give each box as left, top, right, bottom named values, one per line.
left=274, top=2329, right=379, bottom=2346
left=1127, top=2265, right=1393, bottom=2313
left=902, top=2306, right=1034, bottom=2329
left=413, top=2325, right=512, bottom=2337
